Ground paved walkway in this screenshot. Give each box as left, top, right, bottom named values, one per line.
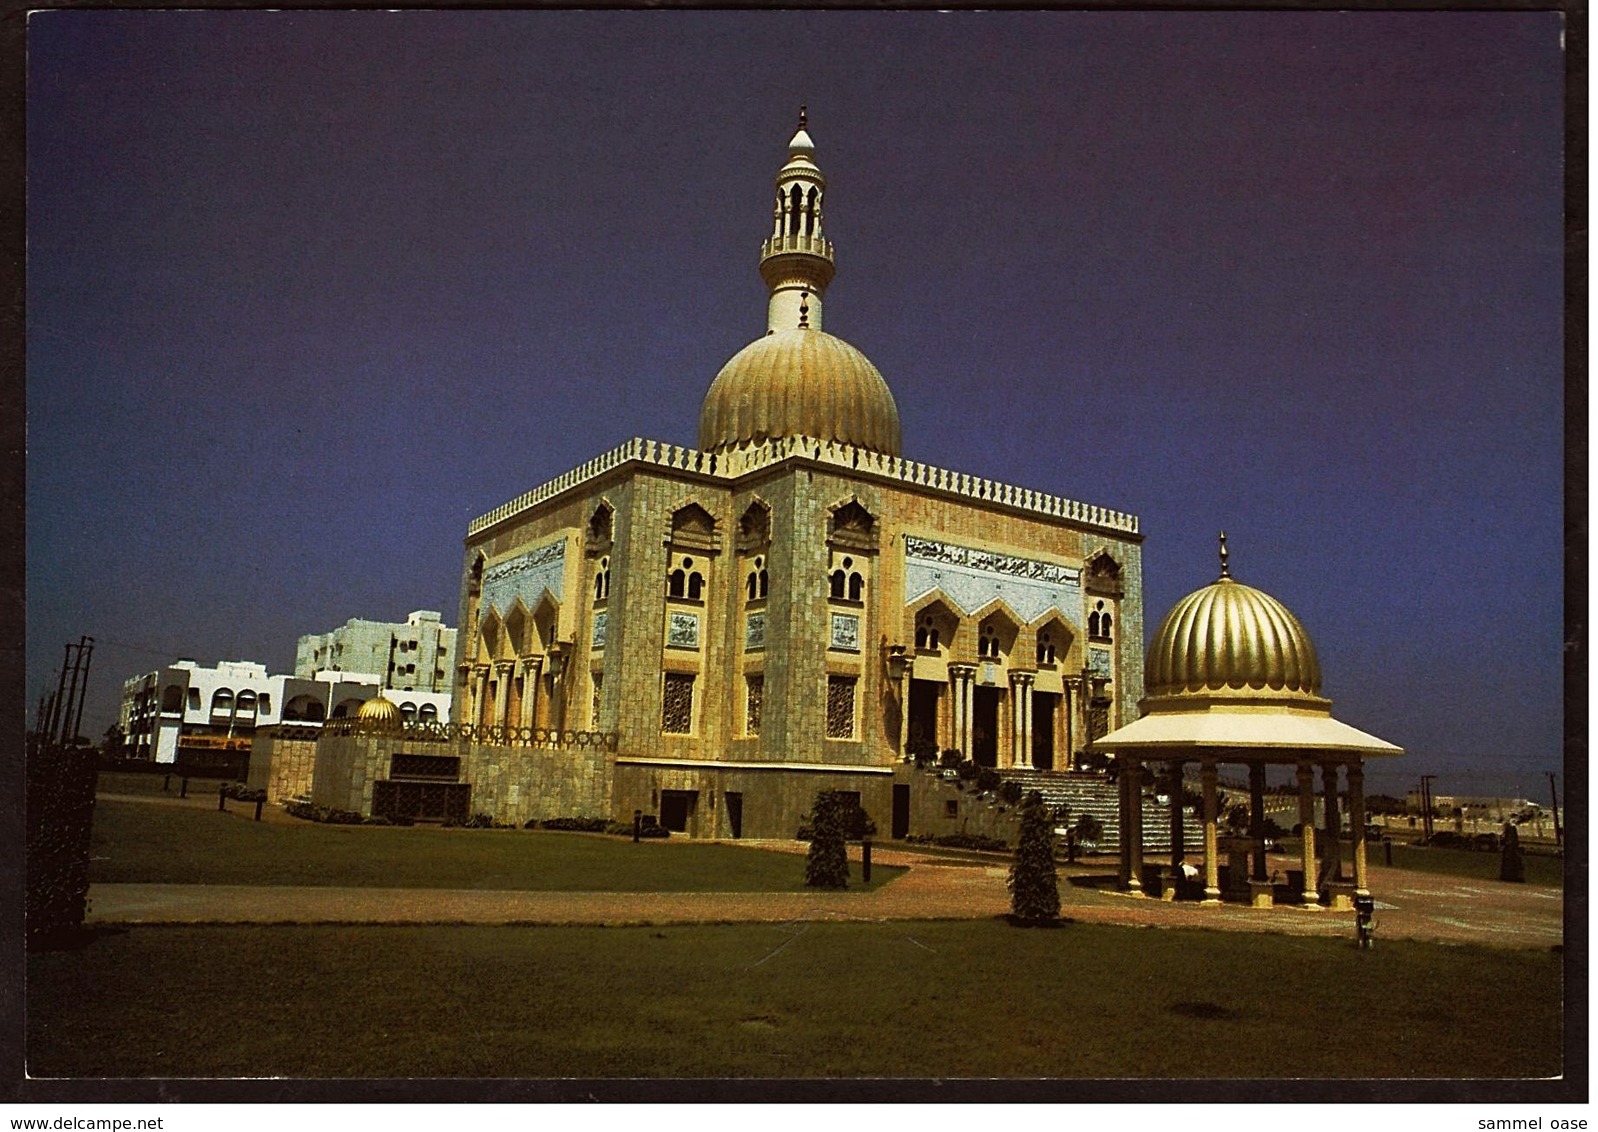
left=87, top=840, right=1563, bottom=948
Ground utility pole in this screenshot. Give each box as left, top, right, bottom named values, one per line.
left=1419, top=774, right=1437, bottom=842
left=1548, top=772, right=1562, bottom=847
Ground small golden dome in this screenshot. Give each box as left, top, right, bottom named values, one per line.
left=356, top=694, right=402, bottom=724
left=699, top=327, right=902, bottom=455
left=1145, top=577, right=1323, bottom=699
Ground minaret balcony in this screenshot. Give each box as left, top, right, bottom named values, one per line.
left=761, top=233, right=833, bottom=262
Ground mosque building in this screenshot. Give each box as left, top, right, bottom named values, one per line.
left=442, top=112, right=1145, bottom=839
left=256, top=113, right=1399, bottom=899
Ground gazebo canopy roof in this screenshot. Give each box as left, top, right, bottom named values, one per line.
left=1095, top=699, right=1402, bottom=759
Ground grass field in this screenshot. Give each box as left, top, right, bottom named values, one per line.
left=88, top=799, right=904, bottom=892
left=28, top=919, right=1562, bottom=1079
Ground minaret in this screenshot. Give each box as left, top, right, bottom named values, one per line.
left=759, top=106, right=835, bottom=333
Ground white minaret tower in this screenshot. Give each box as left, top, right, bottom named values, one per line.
left=759, top=106, right=836, bottom=333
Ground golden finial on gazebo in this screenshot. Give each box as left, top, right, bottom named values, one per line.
left=1219, top=531, right=1230, bottom=580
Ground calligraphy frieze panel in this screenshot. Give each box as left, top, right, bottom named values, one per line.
left=480, top=540, right=566, bottom=617
left=903, top=536, right=1080, bottom=623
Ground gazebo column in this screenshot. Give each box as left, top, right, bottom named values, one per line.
left=1248, top=763, right=1268, bottom=881
left=1125, top=757, right=1145, bottom=895
left=1297, top=760, right=1322, bottom=908
left=1321, top=763, right=1343, bottom=882
left=1348, top=763, right=1370, bottom=896
left=1164, top=760, right=1185, bottom=900
left=1200, top=758, right=1221, bottom=904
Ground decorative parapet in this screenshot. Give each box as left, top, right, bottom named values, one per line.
left=468, top=435, right=1140, bottom=538
left=320, top=717, right=619, bottom=750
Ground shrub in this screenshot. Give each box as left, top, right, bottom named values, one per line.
left=976, top=767, right=1002, bottom=794
left=955, top=759, right=979, bottom=782
left=538, top=817, right=612, bottom=833
left=938, top=750, right=963, bottom=770
left=804, top=790, right=850, bottom=888
left=999, top=780, right=1024, bottom=806
left=906, top=832, right=1010, bottom=852
left=1008, top=796, right=1060, bottom=922
left=363, top=815, right=392, bottom=827
left=1073, top=813, right=1103, bottom=846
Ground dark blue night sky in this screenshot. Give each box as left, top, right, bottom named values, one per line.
left=27, top=11, right=1565, bottom=800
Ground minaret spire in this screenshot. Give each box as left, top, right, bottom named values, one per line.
left=760, top=109, right=835, bottom=332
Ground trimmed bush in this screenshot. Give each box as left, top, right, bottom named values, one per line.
left=938, top=749, right=963, bottom=770
left=1008, top=796, right=1060, bottom=923
left=804, top=790, right=849, bottom=888
left=976, top=767, right=1002, bottom=794
left=999, top=781, right=1025, bottom=806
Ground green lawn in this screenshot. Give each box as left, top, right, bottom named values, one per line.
left=88, top=799, right=903, bottom=892
left=27, top=920, right=1563, bottom=1079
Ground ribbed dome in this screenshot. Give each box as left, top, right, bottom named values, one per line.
left=1145, top=577, right=1322, bottom=699
left=699, top=326, right=902, bottom=455
left=357, top=694, right=402, bottom=724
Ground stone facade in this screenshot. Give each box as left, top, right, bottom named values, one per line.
left=247, top=726, right=321, bottom=802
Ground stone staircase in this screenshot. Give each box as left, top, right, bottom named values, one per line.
left=996, top=768, right=1206, bottom=856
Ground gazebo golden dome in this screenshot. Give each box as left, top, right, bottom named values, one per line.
left=699, top=326, right=902, bottom=455
left=356, top=693, right=402, bottom=725
left=1144, top=575, right=1323, bottom=701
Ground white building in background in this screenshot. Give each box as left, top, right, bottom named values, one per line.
left=120, top=659, right=452, bottom=766
left=295, top=610, right=457, bottom=693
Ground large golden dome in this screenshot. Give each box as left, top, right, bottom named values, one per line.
left=699, top=326, right=902, bottom=455
left=1145, top=576, right=1323, bottom=699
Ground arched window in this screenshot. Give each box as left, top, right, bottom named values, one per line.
left=1037, top=632, right=1057, bottom=666
left=1090, top=600, right=1113, bottom=642
left=595, top=556, right=611, bottom=602
left=746, top=556, right=768, bottom=602
left=400, top=702, right=418, bottom=723
left=419, top=704, right=438, bottom=723
left=979, top=625, right=1001, bottom=660
left=830, top=556, right=859, bottom=601
left=668, top=556, right=703, bottom=600
left=235, top=691, right=257, bottom=714
left=915, top=614, right=940, bottom=651
left=211, top=689, right=234, bottom=713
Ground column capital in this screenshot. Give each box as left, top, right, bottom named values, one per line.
left=494, top=660, right=516, bottom=676
left=948, top=663, right=977, bottom=679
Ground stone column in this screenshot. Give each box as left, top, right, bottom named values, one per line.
left=1201, top=758, right=1221, bottom=904
left=474, top=666, right=491, bottom=729
left=493, top=662, right=514, bottom=728
left=456, top=664, right=474, bottom=725
left=1011, top=673, right=1034, bottom=768
left=1297, top=760, right=1320, bottom=907
left=519, top=658, right=542, bottom=730
left=1321, top=764, right=1343, bottom=882
left=1348, top=763, right=1369, bottom=896
left=949, top=667, right=967, bottom=758
left=1125, top=757, right=1145, bottom=896
left=959, top=668, right=976, bottom=757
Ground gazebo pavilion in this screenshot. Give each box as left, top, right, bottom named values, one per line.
left=1096, top=538, right=1402, bottom=908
